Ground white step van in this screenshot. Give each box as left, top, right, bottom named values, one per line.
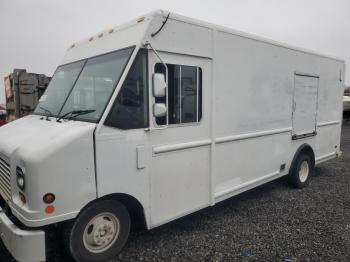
left=0, top=10, right=345, bottom=262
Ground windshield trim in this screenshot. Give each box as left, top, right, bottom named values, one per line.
left=33, top=45, right=136, bottom=123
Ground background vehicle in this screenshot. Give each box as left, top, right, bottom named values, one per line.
left=0, top=105, right=6, bottom=126
left=344, top=86, right=350, bottom=95
left=0, top=10, right=345, bottom=262
left=344, top=95, right=350, bottom=120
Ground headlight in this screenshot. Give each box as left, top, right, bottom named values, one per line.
left=16, top=166, right=25, bottom=191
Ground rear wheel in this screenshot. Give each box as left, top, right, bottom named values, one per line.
left=65, top=199, right=130, bottom=262
left=288, top=153, right=314, bottom=188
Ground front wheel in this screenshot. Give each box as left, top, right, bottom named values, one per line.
left=65, top=199, right=130, bottom=262
left=288, top=153, right=314, bottom=188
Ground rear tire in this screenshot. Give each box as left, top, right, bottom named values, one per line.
left=288, top=153, right=314, bottom=188
left=65, top=199, right=130, bottom=262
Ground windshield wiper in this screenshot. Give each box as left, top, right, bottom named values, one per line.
left=39, top=106, right=54, bottom=121
left=56, top=110, right=95, bottom=122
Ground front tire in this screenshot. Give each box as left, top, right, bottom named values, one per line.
left=288, top=153, right=314, bottom=188
left=65, top=199, right=130, bottom=262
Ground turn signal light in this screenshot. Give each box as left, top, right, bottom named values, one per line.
left=45, top=205, right=55, bottom=214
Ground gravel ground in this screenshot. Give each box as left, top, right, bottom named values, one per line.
left=1, top=122, right=349, bottom=261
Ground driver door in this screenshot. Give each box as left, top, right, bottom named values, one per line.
left=94, top=49, right=151, bottom=222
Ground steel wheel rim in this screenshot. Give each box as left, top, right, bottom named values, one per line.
left=299, top=160, right=309, bottom=183
left=83, top=212, right=120, bottom=253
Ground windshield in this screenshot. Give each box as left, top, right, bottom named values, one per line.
left=34, top=46, right=135, bottom=122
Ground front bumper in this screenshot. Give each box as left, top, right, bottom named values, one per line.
left=0, top=206, right=46, bottom=262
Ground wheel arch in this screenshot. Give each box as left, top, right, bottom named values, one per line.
left=79, top=193, right=148, bottom=230
left=289, top=143, right=315, bottom=174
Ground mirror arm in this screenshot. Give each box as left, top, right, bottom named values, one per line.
left=144, top=41, right=167, bottom=69
left=144, top=41, right=169, bottom=125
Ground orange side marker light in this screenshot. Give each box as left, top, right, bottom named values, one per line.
left=45, top=205, right=55, bottom=214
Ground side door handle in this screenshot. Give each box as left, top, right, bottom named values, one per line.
left=136, top=145, right=146, bottom=169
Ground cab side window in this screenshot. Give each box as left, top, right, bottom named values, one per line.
left=155, top=63, right=202, bottom=125
left=105, top=50, right=149, bottom=129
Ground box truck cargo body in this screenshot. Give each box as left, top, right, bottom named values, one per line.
left=0, top=10, right=345, bottom=262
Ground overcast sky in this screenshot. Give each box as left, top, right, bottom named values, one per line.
left=0, top=0, right=349, bottom=103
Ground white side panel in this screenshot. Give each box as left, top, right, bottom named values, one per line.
left=150, top=147, right=210, bottom=226
left=212, top=30, right=344, bottom=200
left=315, top=124, right=340, bottom=161
left=214, top=31, right=294, bottom=138
left=316, top=63, right=345, bottom=157
left=215, top=132, right=289, bottom=195
left=292, top=75, right=319, bottom=136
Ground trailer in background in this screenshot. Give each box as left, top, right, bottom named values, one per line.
left=4, top=69, right=51, bottom=122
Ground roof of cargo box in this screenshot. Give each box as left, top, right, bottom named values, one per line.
left=62, top=10, right=345, bottom=64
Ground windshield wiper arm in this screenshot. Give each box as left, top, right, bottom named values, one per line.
left=56, top=110, right=95, bottom=122
left=39, top=106, right=54, bottom=121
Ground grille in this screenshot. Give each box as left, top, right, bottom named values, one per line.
left=0, top=157, right=11, bottom=201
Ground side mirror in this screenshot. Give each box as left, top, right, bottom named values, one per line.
left=153, top=73, right=166, bottom=97
left=153, top=103, right=167, bottom=117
